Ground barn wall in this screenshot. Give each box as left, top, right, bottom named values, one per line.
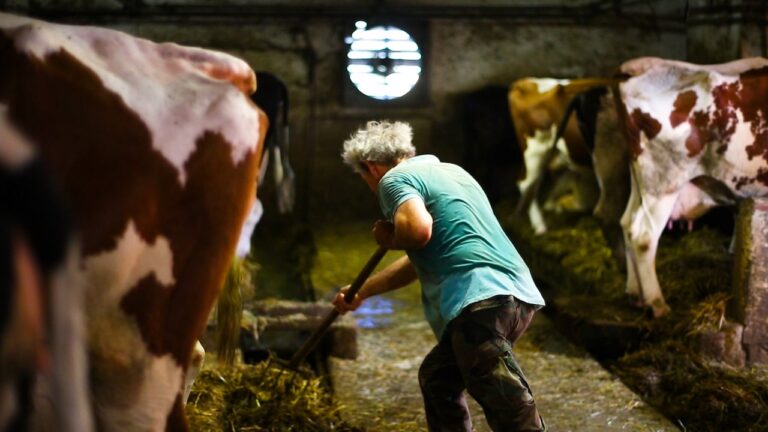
left=685, top=0, right=767, bottom=63
left=120, top=19, right=686, bottom=224
left=7, top=1, right=761, bottom=225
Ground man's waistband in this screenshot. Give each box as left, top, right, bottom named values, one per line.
left=466, top=294, right=515, bottom=313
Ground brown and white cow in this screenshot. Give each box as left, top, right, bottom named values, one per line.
left=508, top=77, right=615, bottom=233
left=0, top=12, right=266, bottom=431
left=617, top=56, right=768, bottom=317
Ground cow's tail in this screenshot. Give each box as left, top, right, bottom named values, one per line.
left=538, top=89, right=586, bottom=179
left=215, top=257, right=249, bottom=365
left=551, top=93, right=581, bottom=153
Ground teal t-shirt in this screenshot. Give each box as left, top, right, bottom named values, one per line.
left=378, top=155, right=545, bottom=339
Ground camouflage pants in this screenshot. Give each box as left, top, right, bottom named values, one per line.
left=419, top=295, right=545, bottom=432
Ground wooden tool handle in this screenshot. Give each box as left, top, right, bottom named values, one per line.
left=288, top=246, right=387, bottom=369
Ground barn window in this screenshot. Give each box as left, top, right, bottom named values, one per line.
left=343, top=20, right=428, bottom=107
left=345, top=21, right=422, bottom=100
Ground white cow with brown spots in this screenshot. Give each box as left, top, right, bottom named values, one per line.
left=0, top=13, right=266, bottom=431
left=617, top=56, right=768, bottom=317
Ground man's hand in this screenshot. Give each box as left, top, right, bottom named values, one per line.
left=332, top=284, right=364, bottom=314
left=373, top=219, right=396, bottom=249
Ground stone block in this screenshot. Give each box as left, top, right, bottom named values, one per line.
left=731, top=198, right=768, bottom=366
left=745, top=344, right=768, bottom=365
left=240, top=299, right=359, bottom=362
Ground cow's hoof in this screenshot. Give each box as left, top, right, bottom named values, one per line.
left=626, top=294, right=644, bottom=309
left=650, top=300, right=671, bottom=318
left=533, top=227, right=547, bottom=235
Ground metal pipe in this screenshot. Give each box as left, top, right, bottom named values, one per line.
left=2, top=2, right=689, bottom=31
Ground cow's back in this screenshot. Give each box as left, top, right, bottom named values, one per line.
left=620, top=56, right=768, bottom=197
left=509, top=77, right=615, bottom=168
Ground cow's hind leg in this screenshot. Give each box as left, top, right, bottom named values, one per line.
left=622, top=188, right=678, bottom=317
left=183, top=341, right=205, bottom=405
left=516, top=133, right=559, bottom=234
left=620, top=173, right=642, bottom=303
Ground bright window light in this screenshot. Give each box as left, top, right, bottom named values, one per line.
left=346, top=23, right=422, bottom=101
left=348, top=51, right=375, bottom=59
left=347, top=64, right=374, bottom=73
left=389, top=51, right=422, bottom=60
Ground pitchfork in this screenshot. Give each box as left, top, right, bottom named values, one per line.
left=259, top=246, right=388, bottom=417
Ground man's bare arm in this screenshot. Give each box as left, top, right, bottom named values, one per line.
left=333, top=255, right=417, bottom=313
left=374, top=198, right=433, bottom=250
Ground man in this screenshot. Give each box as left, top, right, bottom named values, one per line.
left=333, top=120, right=546, bottom=431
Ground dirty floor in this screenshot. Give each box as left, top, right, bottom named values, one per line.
left=312, top=221, right=677, bottom=432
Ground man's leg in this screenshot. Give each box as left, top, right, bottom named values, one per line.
left=452, top=300, right=545, bottom=431
left=419, top=338, right=473, bottom=432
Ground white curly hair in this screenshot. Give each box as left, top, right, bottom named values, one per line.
left=341, top=120, right=416, bottom=173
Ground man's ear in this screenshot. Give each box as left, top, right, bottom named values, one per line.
left=363, top=161, right=383, bottom=178
left=366, top=162, right=389, bottom=179
left=359, top=161, right=372, bottom=175
left=361, top=161, right=375, bottom=174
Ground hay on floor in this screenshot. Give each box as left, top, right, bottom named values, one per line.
left=186, top=360, right=363, bottom=432
left=501, top=210, right=768, bottom=432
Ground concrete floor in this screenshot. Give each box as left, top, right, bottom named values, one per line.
left=312, top=221, right=677, bottom=432
left=328, top=310, right=677, bottom=432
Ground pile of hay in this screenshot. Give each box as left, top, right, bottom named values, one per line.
left=510, top=216, right=639, bottom=323
left=504, top=213, right=768, bottom=432
left=617, top=339, right=768, bottom=431
left=523, top=217, right=623, bottom=293
left=186, top=361, right=363, bottom=432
